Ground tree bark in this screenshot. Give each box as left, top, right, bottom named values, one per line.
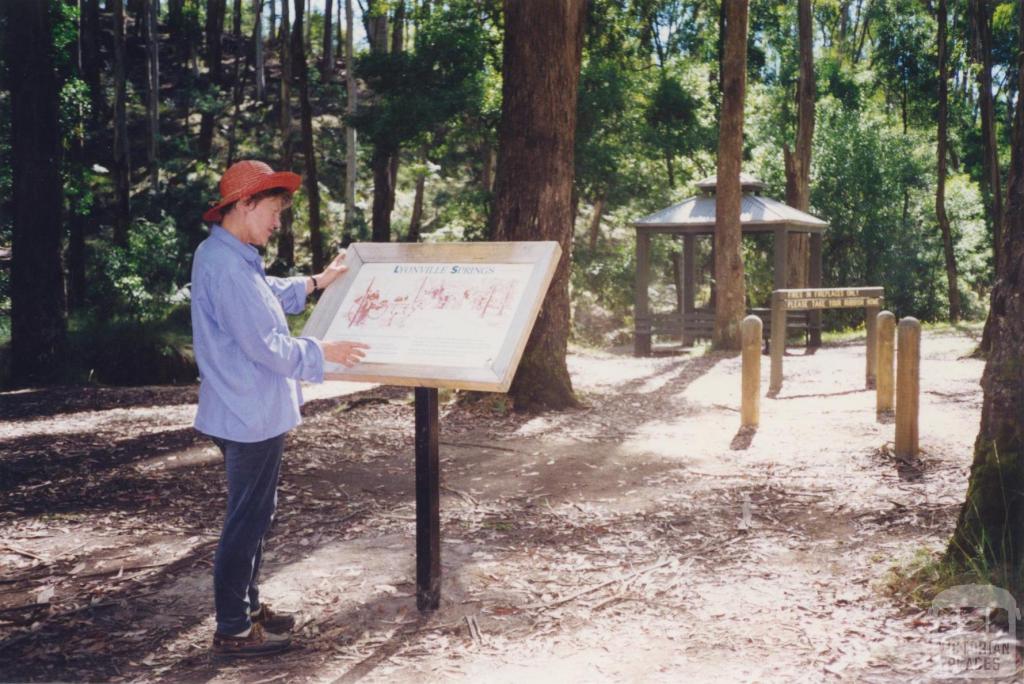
left=198, top=0, right=227, bottom=159
left=278, top=0, right=295, bottom=267
left=488, top=0, right=586, bottom=411
left=713, top=0, right=749, bottom=350
left=145, top=0, right=160, bottom=193
left=270, top=0, right=276, bottom=40
left=971, top=0, right=1003, bottom=275
left=370, top=147, right=395, bottom=242
left=111, top=0, right=131, bottom=245
left=936, top=0, right=961, bottom=322
left=368, top=0, right=402, bottom=242
left=784, top=0, right=814, bottom=289
left=293, top=0, right=324, bottom=272
left=366, top=0, right=388, bottom=52
left=322, top=0, right=334, bottom=79
left=344, top=0, right=357, bottom=243
left=947, top=0, right=1024, bottom=574
left=5, top=0, right=67, bottom=385
left=305, top=0, right=311, bottom=48
left=255, top=0, right=266, bottom=100
left=588, top=194, right=605, bottom=250
left=408, top=154, right=427, bottom=243
left=81, top=0, right=103, bottom=117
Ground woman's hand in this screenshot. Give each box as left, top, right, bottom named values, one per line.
left=321, top=340, right=370, bottom=368
left=314, top=250, right=349, bottom=291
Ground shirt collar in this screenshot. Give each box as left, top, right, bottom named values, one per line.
left=210, top=224, right=263, bottom=269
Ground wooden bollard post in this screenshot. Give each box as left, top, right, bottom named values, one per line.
left=865, top=304, right=880, bottom=389
left=741, top=315, right=762, bottom=427
left=769, top=291, right=785, bottom=394
left=876, top=311, right=896, bottom=414
left=895, top=317, right=920, bottom=458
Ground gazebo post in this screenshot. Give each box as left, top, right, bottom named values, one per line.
left=809, top=232, right=823, bottom=347
left=772, top=226, right=788, bottom=291
left=772, top=227, right=788, bottom=352
left=709, top=237, right=717, bottom=308
left=683, top=234, right=696, bottom=345
left=634, top=230, right=652, bottom=356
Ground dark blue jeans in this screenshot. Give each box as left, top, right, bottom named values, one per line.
left=209, top=433, right=285, bottom=635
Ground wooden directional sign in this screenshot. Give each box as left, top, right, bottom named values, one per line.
left=302, top=241, right=562, bottom=392
left=769, top=286, right=884, bottom=394
left=778, top=287, right=884, bottom=311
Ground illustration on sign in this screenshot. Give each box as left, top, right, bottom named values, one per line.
left=324, top=262, right=533, bottom=369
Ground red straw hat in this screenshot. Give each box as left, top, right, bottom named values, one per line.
left=202, top=160, right=301, bottom=223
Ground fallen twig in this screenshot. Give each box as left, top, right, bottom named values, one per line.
left=442, top=486, right=479, bottom=506
left=0, top=545, right=47, bottom=562
left=525, top=558, right=674, bottom=612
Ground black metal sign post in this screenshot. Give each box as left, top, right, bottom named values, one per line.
left=414, top=387, right=441, bottom=612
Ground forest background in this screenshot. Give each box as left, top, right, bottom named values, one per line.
left=0, top=0, right=1019, bottom=388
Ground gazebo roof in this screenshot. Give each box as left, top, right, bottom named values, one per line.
left=634, top=174, right=828, bottom=234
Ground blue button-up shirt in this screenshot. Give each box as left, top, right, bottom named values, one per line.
left=191, top=225, right=325, bottom=442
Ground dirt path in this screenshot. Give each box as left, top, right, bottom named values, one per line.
left=0, top=328, right=991, bottom=682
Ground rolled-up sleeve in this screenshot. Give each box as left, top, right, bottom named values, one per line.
left=211, top=270, right=324, bottom=383
left=265, top=275, right=309, bottom=314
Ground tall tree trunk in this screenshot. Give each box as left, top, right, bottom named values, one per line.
left=947, top=0, right=1024, bottom=575
left=6, top=0, right=67, bottom=385
left=226, top=0, right=249, bottom=164
left=588, top=194, right=605, bottom=250
left=481, top=141, right=495, bottom=193
left=278, top=0, right=295, bottom=267
left=488, top=0, right=586, bottom=411
left=784, top=0, right=814, bottom=289
left=145, top=0, right=160, bottom=193
left=407, top=144, right=428, bottom=242
left=293, top=0, right=324, bottom=272
left=270, top=0, right=276, bottom=40
left=368, top=0, right=401, bottom=242
left=936, top=0, right=961, bottom=322
left=370, top=147, right=395, bottom=242
left=972, top=0, right=1003, bottom=275
left=322, top=0, right=334, bottom=79
left=198, top=0, right=227, bottom=159
left=112, top=0, right=131, bottom=245
left=713, top=0, right=749, bottom=350
left=366, top=0, right=388, bottom=52
left=255, top=0, right=266, bottom=100
left=305, top=0, right=311, bottom=48
left=342, top=0, right=350, bottom=57
left=81, top=0, right=103, bottom=118
left=391, top=0, right=405, bottom=54
left=344, top=0, right=357, bottom=243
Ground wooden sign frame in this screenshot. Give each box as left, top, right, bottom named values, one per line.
left=769, top=287, right=884, bottom=394
left=302, top=241, right=562, bottom=392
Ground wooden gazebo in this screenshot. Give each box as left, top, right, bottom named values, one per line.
left=633, top=173, right=827, bottom=355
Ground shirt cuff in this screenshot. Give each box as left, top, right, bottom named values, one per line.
left=280, top=276, right=310, bottom=314
left=299, top=336, right=325, bottom=383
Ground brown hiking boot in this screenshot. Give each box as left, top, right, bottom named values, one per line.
left=212, top=622, right=290, bottom=658
left=251, top=604, right=297, bottom=634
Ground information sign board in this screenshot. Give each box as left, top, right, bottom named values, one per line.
left=302, top=241, right=561, bottom=392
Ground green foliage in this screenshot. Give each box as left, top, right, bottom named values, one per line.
left=85, top=214, right=190, bottom=323
left=811, top=98, right=944, bottom=320
left=352, top=1, right=488, bottom=151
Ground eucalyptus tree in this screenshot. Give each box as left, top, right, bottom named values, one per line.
left=490, top=0, right=587, bottom=410
left=714, top=0, right=749, bottom=350
left=293, top=0, right=325, bottom=271
left=948, top=1, right=1024, bottom=578
left=5, top=0, right=67, bottom=384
